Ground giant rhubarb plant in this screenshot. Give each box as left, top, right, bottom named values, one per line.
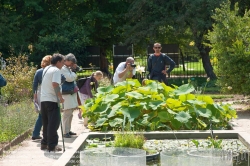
left=79, top=79, right=237, bottom=131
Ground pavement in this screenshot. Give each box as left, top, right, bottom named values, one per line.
left=0, top=109, right=89, bottom=166
left=0, top=102, right=250, bottom=166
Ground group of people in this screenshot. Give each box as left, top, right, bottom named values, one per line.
left=113, top=42, right=176, bottom=85
left=30, top=42, right=175, bottom=152
left=32, top=53, right=103, bottom=152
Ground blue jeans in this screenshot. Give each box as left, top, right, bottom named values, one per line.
left=32, top=113, right=42, bottom=137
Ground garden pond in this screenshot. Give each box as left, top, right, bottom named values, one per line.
left=83, top=137, right=249, bottom=166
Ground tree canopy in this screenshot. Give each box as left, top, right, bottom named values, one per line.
left=0, top=0, right=250, bottom=81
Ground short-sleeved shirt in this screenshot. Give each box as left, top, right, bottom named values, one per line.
left=113, top=62, right=136, bottom=84
left=40, top=65, right=62, bottom=103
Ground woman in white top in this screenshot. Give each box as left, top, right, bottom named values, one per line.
left=61, top=53, right=79, bottom=138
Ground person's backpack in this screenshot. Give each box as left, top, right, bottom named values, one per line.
left=0, top=74, right=7, bottom=87
left=77, top=77, right=89, bottom=90
left=77, top=76, right=97, bottom=92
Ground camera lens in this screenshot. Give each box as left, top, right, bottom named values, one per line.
left=131, top=64, right=136, bottom=68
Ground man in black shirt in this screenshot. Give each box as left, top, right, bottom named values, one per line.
left=147, top=43, right=176, bottom=85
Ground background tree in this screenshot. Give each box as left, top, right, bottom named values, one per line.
left=207, top=1, right=250, bottom=94
left=124, top=0, right=227, bottom=79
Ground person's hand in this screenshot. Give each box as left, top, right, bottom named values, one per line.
left=33, top=94, right=38, bottom=103
left=126, top=63, right=133, bottom=71
left=59, top=97, right=64, bottom=103
left=71, top=64, right=78, bottom=71
left=162, top=70, right=167, bottom=75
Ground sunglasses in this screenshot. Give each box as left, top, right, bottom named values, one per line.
left=154, top=47, right=161, bottom=49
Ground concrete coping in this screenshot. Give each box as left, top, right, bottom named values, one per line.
left=53, top=130, right=250, bottom=166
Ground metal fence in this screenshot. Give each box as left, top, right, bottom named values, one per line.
left=76, top=45, right=213, bottom=86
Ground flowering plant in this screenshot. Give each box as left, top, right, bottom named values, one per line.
left=135, top=65, right=145, bottom=75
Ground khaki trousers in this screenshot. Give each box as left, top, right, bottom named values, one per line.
left=62, top=108, right=74, bottom=134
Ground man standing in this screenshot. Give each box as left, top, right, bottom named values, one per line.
left=40, top=53, right=65, bottom=152
left=113, top=57, right=136, bottom=84
left=147, top=43, right=176, bottom=85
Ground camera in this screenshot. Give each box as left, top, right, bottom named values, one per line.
left=71, top=66, right=83, bottom=72
left=131, top=64, right=136, bottom=68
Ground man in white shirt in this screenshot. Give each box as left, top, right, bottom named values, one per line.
left=40, top=53, right=65, bottom=152
left=113, top=57, right=136, bottom=84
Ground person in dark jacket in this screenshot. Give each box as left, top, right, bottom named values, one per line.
left=147, top=43, right=176, bottom=85
left=79, top=71, right=103, bottom=127
left=32, top=55, right=52, bottom=140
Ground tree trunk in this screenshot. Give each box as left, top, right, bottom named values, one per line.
left=99, top=47, right=111, bottom=78
left=198, top=46, right=217, bottom=80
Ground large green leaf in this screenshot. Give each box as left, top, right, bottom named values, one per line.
left=112, top=86, right=127, bottom=94
left=96, top=118, right=108, bottom=127
left=186, top=99, right=206, bottom=105
left=167, top=109, right=177, bottom=115
left=127, top=79, right=141, bottom=87
left=108, top=105, right=119, bottom=118
left=174, top=111, right=192, bottom=123
left=197, top=95, right=214, bottom=104
left=148, top=100, right=164, bottom=110
left=104, top=94, right=119, bottom=102
left=171, top=119, right=182, bottom=129
left=196, top=108, right=212, bottom=118
left=179, top=94, right=195, bottom=101
left=125, top=91, right=143, bottom=99
left=158, top=111, right=171, bottom=122
left=97, top=85, right=114, bottom=94
left=109, top=118, right=123, bottom=127
left=211, top=116, right=220, bottom=123
left=120, top=107, right=141, bottom=121
left=174, top=84, right=195, bottom=95
left=137, top=87, right=153, bottom=95
left=146, top=81, right=158, bottom=91
left=93, top=103, right=110, bottom=113
left=137, top=114, right=150, bottom=126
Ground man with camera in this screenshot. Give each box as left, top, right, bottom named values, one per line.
left=113, top=57, right=136, bottom=84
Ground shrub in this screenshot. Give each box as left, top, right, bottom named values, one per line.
left=1, top=55, right=37, bottom=102
left=80, top=79, right=237, bottom=131
left=207, top=1, right=250, bottom=94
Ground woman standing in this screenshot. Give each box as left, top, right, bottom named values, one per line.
left=32, top=55, right=52, bottom=140
left=61, top=53, right=79, bottom=138
left=79, top=71, right=103, bottom=127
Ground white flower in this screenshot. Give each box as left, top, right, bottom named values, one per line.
left=207, top=77, right=210, bottom=82
left=136, top=65, right=145, bottom=75
left=90, top=82, right=94, bottom=85
left=228, top=86, right=232, bottom=90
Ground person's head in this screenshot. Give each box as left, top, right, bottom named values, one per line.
left=41, top=55, right=52, bottom=68
left=93, top=70, right=103, bottom=81
left=126, top=57, right=134, bottom=65
left=51, top=53, right=64, bottom=69
left=153, top=43, right=162, bottom=53
left=64, top=53, right=77, bottom=68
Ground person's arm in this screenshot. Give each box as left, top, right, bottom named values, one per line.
left=52, top=70, right=64, bottom=103
left=147, top=55, right=152, bottom=73
left=61, top=66, right=77, bottom=82
left=117, top=63, right=133, bottom=78
left=165, top=55, right=176, bottom=74
left=32, top=70, right=40, bottom=102
left=52, top=82, right=64, bottom=103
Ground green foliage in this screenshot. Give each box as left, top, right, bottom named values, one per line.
left=206, top=136, right=223, bottom=149
left=81, top=79, right=237, bottom=131
left=0, top=99, right=37, bottom=143
left=1, top=55, right=36, bottom=102
left=207, top=1, right=250, bottom=94
left=113, top=131, right=145, bottom=149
